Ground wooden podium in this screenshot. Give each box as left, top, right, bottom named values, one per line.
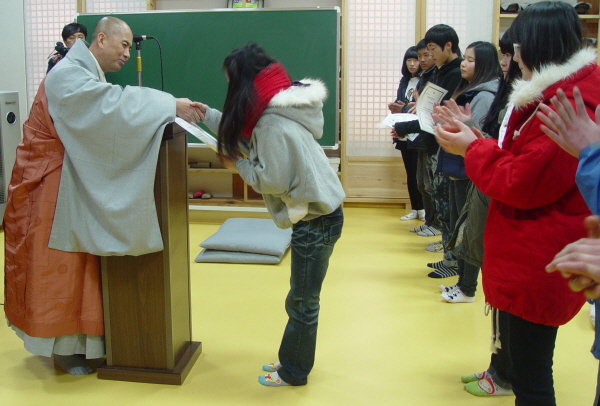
left=97, top=123, right=201, bottom=385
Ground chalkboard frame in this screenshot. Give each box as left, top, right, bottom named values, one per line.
left=76, top=8, right=340, bottom=148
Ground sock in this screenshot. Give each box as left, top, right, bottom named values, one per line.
left=427, top=264, right=458, bottom=278
left=258, top=371, right=290, bottom=387
left=461, top=370, right=489, bottom=383
left=53, top=354, right=93, bottom=375
left=262, top=361, right=282, bottom=372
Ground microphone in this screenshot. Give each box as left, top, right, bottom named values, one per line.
left=133, top=35, right=155, bottom=42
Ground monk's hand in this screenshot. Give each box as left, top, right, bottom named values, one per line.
left=176, top=98, right=204, bottom=123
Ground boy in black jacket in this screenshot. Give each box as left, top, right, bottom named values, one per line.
left=394, top=24, right=463, bottom=278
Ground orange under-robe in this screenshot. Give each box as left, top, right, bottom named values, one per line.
left=3, top=80, right=103, bottom=338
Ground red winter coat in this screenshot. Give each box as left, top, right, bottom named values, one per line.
left=464, top=49, right=600, bottom=327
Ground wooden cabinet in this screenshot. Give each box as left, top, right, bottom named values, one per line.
left=493, top=0, right=600, bottom=62
left=187, top=145, right=264, bottom=207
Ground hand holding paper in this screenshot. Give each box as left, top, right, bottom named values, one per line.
left=378, top=113, right=419, bottom=129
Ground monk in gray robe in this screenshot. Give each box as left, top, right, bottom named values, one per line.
left=4, top=16, right=203, bottom=375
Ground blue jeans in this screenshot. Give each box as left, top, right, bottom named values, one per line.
left=276, top=206, right=344, bottom=385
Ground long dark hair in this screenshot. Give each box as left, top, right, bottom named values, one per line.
left=452, top=41, right=502, bottom=99
left=401, top=46, right=421, bottom=78
left=218, top=42, right=276, bottom=157
left=511, top=1, right=582, bottom=72
left=481, top=29, right=522, bottom=138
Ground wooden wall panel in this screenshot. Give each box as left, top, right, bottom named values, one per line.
left=344, top=159, right=409, bottom=203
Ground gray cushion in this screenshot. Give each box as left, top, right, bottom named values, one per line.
left=195, top=218, right=292, bottom=264
left=199, top=218, right=292, bottom=256
left=194, top=249, right=283, bottom=264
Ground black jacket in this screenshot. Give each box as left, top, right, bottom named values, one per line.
left=392, top=75, right=419, bottom=150
left=395, top=57, right=463, bottom=152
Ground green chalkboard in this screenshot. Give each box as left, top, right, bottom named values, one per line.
left=77, top=8, right=340, bottom=147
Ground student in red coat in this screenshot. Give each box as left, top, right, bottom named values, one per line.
left=433, top=2, right=600, bottom=404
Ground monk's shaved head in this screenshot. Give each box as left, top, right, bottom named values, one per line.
left=89, top=16, right=133, bottom=73
left=92, top=16, right=130, bottom=43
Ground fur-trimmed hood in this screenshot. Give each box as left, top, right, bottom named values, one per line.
left=263, top=78, right=328, bottom=140
left=269, top=78, right=328, bottom=107
left=510, top=47, right=597, bottom=108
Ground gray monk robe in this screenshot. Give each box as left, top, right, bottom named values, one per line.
left=4, top=39, right=178, bottom=357
left=45, top=39, right=176, bottom=256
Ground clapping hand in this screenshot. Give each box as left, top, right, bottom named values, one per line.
left=433, top=99, right=472, bottom=126
left=537, top=86, right=600, bottom=157
left=546, top=215, right=600, bottom=299
left=433, top=118, right=483, bottom=157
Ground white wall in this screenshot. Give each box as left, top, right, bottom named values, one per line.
left=0, top=0, right=28, bottom=122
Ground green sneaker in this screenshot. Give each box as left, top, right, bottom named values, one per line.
left=464, top=378, right=514, bottom=396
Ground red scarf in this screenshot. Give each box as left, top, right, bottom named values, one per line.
left=241, top=63, right=292, bottom=138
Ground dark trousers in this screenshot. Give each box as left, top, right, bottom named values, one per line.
left=417, top=150, right=437, bottom=227
left=397, top=142, right=423, bottom=210
left=432, top=172, right=452, bottom=261
left=450, top=178, right=476, bottom=295
left=595, top=362, right=600, bottom=406
left=491, top=310, right=558, bottom=406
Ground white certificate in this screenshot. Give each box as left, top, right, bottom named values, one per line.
left=377, top=113, right=419, bottom=129
left=174, top=117, right=218, bottom=152
left=416, top=82, right=448, bottom=134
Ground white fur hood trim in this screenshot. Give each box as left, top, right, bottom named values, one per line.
left=509, top=47, right=597, bottom=108
left=269, top=78, right=328, bottom=107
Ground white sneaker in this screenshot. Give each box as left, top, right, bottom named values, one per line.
left=417, top=209, right=426, bottom=221
left=400, top=210, right=418, bottom=221
left=439, top=284, right=458, bottom=293
left=442, top=287, right=475, bottom=303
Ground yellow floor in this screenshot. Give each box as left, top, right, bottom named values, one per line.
left=1, top=206, right=596, bottom=405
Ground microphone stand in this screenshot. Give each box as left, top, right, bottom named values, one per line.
left=135, top=40, right=143, bottom=86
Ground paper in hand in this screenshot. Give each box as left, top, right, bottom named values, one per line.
left=416, top=82, right=448, bottom=134
left=174, top=117, right=218, bottom=152
left=377, top=113, right=418, bottom=129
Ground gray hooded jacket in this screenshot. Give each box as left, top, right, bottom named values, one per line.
left=204, top=79, right=345, bottom=228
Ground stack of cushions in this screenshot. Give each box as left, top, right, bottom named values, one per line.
left=195, top=218, right=292, bottom=264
